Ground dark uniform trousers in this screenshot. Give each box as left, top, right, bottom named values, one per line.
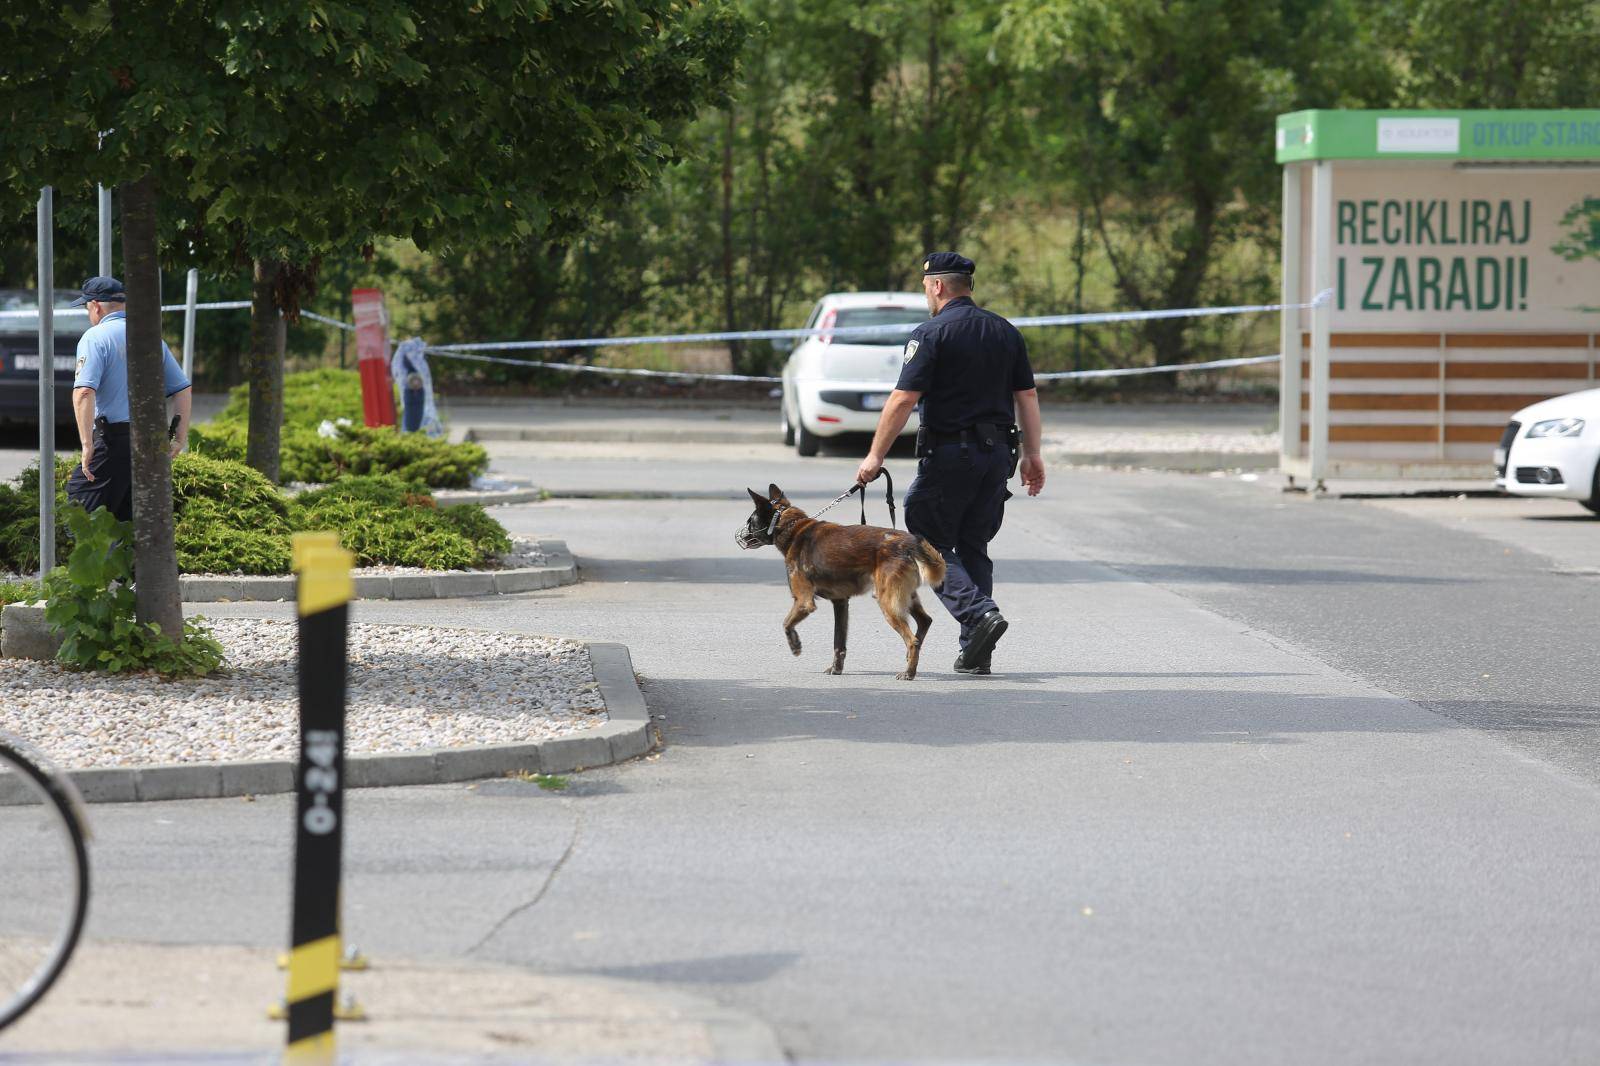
left=904, top=440, right=1013, bottom=652
left=66, top=420, right=134, bottom=523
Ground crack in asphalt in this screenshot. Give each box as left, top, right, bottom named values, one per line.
left=465, top=804, right=583, bottom=956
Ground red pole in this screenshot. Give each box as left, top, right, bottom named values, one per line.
left=352, top=288, right=395, bottom=428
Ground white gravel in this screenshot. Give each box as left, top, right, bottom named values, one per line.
left=0, top=619, right=605, bottom=770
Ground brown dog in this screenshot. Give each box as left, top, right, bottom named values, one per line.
left=736, top=483, right=946, bottom=680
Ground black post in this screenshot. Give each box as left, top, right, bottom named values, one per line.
left=284, top=532, right=353, bottom=1063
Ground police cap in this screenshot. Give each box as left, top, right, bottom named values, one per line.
left=921, top=251, right=975, bottom=278
left=68, top=276, right=126, bottom=307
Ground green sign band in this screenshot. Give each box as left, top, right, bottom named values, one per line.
left=1277, top=110, right=1600, bottom=164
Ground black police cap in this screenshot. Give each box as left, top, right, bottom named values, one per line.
left=68, top=276, right=126, bottom=307
left=921, top=252, right=975, bottom=277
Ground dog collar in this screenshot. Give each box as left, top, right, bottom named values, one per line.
left=765, top=503, right=788, bottom=539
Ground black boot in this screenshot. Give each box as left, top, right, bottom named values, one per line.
left=954, top=610, right=1006, bottom=674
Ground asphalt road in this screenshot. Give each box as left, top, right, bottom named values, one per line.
left=10, top=438, right=1600, bottom=1063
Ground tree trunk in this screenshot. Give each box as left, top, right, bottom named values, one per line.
left=246, top=258, right=284, bottom=482
left=119, top=173, right=183, bottom=640
left=720, top=108, right=741, bottom=371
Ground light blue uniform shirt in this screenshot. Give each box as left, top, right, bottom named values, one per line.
left=72, top=310, right=191, bottom=423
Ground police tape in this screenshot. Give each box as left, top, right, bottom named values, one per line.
left=421, top=346, right=1283, bottom=384
left=0, top=300, right=355, bottom=329
left=1034, top=353, right=1281, bottom=381
left=426, top=289, right=1334, bottom=353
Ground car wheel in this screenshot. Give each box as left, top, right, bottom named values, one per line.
left=796, top=420, right=820, bottom=457
left=780, top=391, right=795, bottom=446
left=1583, top=459, right=1600, bottom=515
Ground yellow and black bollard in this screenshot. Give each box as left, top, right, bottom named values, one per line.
left=282, top=532, right=355, bottom=1064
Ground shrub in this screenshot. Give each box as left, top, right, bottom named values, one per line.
left=43, top=504, right=224, bottom=678
left=0, top=579, right=40, bottom=607
left=291, top=475, right=509, bottom=569
left=171, top=454, right=294, bottom=575
left=198, top=369, right=488, bottom=487
left=0, top=461, right=77, bottom=574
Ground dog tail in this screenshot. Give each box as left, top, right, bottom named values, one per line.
left=913, top=537, right=946, bottom=590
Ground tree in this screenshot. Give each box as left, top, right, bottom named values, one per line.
left=0, top=0, right=746, bottom=636
left=995, top=0, right=1394, bottom=370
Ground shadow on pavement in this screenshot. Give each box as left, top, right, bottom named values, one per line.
left=641, top=677, right=1458, bottom=749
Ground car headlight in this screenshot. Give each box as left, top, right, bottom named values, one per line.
left=1527, top=417, right=1585, bottom=438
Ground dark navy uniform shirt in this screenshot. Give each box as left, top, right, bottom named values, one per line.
left=894, top=296, right=1035, bottom=432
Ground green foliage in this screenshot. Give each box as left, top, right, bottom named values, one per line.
left=0, top=461, right=78, bottom=574
left=290, top=476, right=510, bottom=570
left=43, top=504, right=224, bottom=678
left=0, top=579, right=40, bottom=607
left=171, top=453, right=294, bottom=575
left=196, top=369, right=489, bottom=487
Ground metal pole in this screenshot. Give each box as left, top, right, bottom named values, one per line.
left=37, top=187, right=55, bottom=576
left=1309, top=161, right=1334, bottom=488
left=182, top=268, right=199, bottom=380
left=1279, top=164, right=1303, bottom=469
left=97, top=185, right=112, bottom=276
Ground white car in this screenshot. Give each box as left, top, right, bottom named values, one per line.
left=1494, top=387, right=1600, bottom=514
left=777, top=292, right=928, bottom=456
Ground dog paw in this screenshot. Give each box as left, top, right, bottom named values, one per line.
left=895, top=670, right=916, bottom=681
left=822, top=664, right=842, bottom=675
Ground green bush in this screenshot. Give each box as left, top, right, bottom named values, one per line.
left=0, top=579, right=40, bottom=607
left=43, top=504, right=224, bottom=678
left=0, top=461, right=76, bottom=574
left=290, top=475, right=510, bottom=569
left=199, top=369, right=488, bottom=488
left=0, top=455, right=512, bottom=577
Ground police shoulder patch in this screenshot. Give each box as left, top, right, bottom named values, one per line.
left=903, top=338, right=919, bottom=364
left=75, top=355, right=85, bottom=371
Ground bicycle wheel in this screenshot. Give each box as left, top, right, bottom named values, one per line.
left=0, top=740, right=90, bottom=1030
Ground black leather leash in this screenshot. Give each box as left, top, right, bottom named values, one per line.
left=852, top=470, right=896, bottom=529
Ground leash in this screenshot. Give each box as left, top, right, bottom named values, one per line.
left=809, top=471, right=897, bottom=529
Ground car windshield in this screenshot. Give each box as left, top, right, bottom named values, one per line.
left=831, top=307, right=927, bottom=345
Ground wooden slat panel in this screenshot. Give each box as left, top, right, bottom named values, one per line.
left=1301, top=394, right=1440, bottom=411
left=1299, top=332, right=1443, bottom=348
left=1446, top=362, right=1590, bottom=379
left=1301, top=425, right=1440, bottom=443
left=1444, top=394, right=1560, bottom=411
left=1445, top=333, right=1591, bottom=349
left=1301, top=361, right=1439, bottom=379
left=1444, top=425, right=1507, bottom=443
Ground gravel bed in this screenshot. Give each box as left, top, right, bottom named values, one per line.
left=0, top=619, right=604, bottom=770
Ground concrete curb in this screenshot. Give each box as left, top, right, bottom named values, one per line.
left=0, top=640, right=654, bottom=806
left=1052, top=449, right=1279, bottom=472
left=177, top=540, right=578, bottom=603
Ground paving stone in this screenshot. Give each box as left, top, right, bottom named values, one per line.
left=240, top=577, right=293, bottom=602
left=389, top=574, right=437, bottom=600
left=220, top=760, right=294, bottom=798
left=352, top=575, right=393, bottom=601
left=537, top=732, right=612, bottom=775
left=180, top=577, right=243, bottom=603
left=435, top=572, right=496, bottom=598
left=69, top=767, right=138, bottom=803
left=346, top=753, right=436, bottom=788
left=494, top=569, right=545, bottom=594
left=434, top=743, right=541, bottom=784
left=1, top=602, right=61, bottom=661
left=135, top=763, right=224, bottom=802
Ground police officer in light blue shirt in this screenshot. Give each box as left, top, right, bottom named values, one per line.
left=66, top=276, right=192, bottom=522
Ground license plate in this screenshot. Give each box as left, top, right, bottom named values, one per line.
left=13, top=355, right=75, bottom=372
left=862, top=394, right=888, bottom=411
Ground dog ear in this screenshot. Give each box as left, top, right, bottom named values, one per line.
left=747, top=488, right=771, bottom=511
left=768, top=483, right=786, bottom=502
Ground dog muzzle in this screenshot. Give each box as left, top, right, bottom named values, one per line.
left=734, top=527, right=765, bottom=549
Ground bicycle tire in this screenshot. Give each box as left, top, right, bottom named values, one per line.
left=0, top=740, right=90, bottom=1031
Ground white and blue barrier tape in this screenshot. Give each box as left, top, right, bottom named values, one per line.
left=0, top=288, right=1326, bottom=384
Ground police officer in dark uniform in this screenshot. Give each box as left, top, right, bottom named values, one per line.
left=855, top=252, right=1046, bottom=675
